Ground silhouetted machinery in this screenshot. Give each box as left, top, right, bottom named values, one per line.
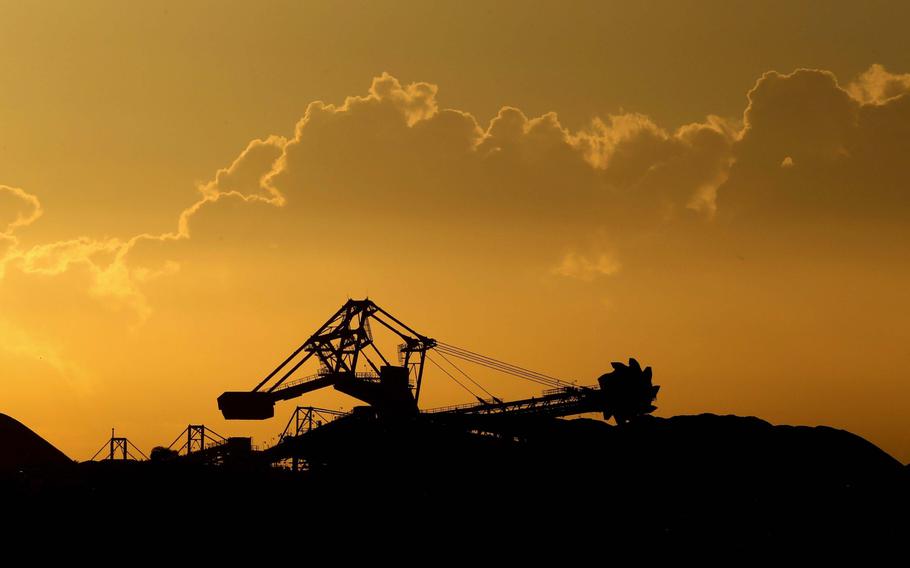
left=218, top=299, right=436, bottom=420
left=219, top=299, right=659, bottom=437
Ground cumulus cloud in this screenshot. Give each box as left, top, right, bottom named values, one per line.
left=2, top=63, right=909, bottom=321
left=189, top=69, right=742, bottom=276
left=719, top=66, right=910, bottom=230
left=0, top=136, right=287, bottom=320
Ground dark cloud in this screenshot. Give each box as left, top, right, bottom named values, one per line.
left=719, top=68, right=910, bottom=234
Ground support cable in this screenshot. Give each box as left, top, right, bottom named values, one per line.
left=434, top=349, right=501, bottom=403
left=436, top=342, right=571, bottom=388
left=426, top=353, right=484, bottom=402
left=435, top=346, right=561, bottom=388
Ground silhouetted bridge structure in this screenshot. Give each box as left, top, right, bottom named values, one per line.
left=90, top=428, right=148, bottom=461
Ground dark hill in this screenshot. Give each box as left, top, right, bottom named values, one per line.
left=0, top=413, right=71, bottom=470
left=546, top=413, right=904, bottom=483
left=4, top=412, right=907, bottom=549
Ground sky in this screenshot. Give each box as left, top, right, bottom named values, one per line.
left=1, top=1, right=909, bottom=461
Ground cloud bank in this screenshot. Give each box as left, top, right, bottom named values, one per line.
left=1, top=65, right=908, bottom=320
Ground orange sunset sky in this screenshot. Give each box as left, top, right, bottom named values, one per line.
left=1, top=1, right=909, bottom=461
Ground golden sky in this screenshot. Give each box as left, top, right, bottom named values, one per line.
left=1, top=1, right=909, bottom=461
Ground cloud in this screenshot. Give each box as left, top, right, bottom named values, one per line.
left=189, top=70, right=741, bottom=275
left=0, top=136, right=288, bottom=320
left=2, top=64, right=909, bottom=318
left=0, top=185, right=43, bottom=234
left=552, top=250, right=622, bottom=281
left=1, top=185, right=44, bottom=278
left=719, top=66, right=910, bottom=231
left=847, top=64, right=910, bottom=105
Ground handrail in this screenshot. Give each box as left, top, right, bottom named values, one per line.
left=272, top=370, right=380, bottom=392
